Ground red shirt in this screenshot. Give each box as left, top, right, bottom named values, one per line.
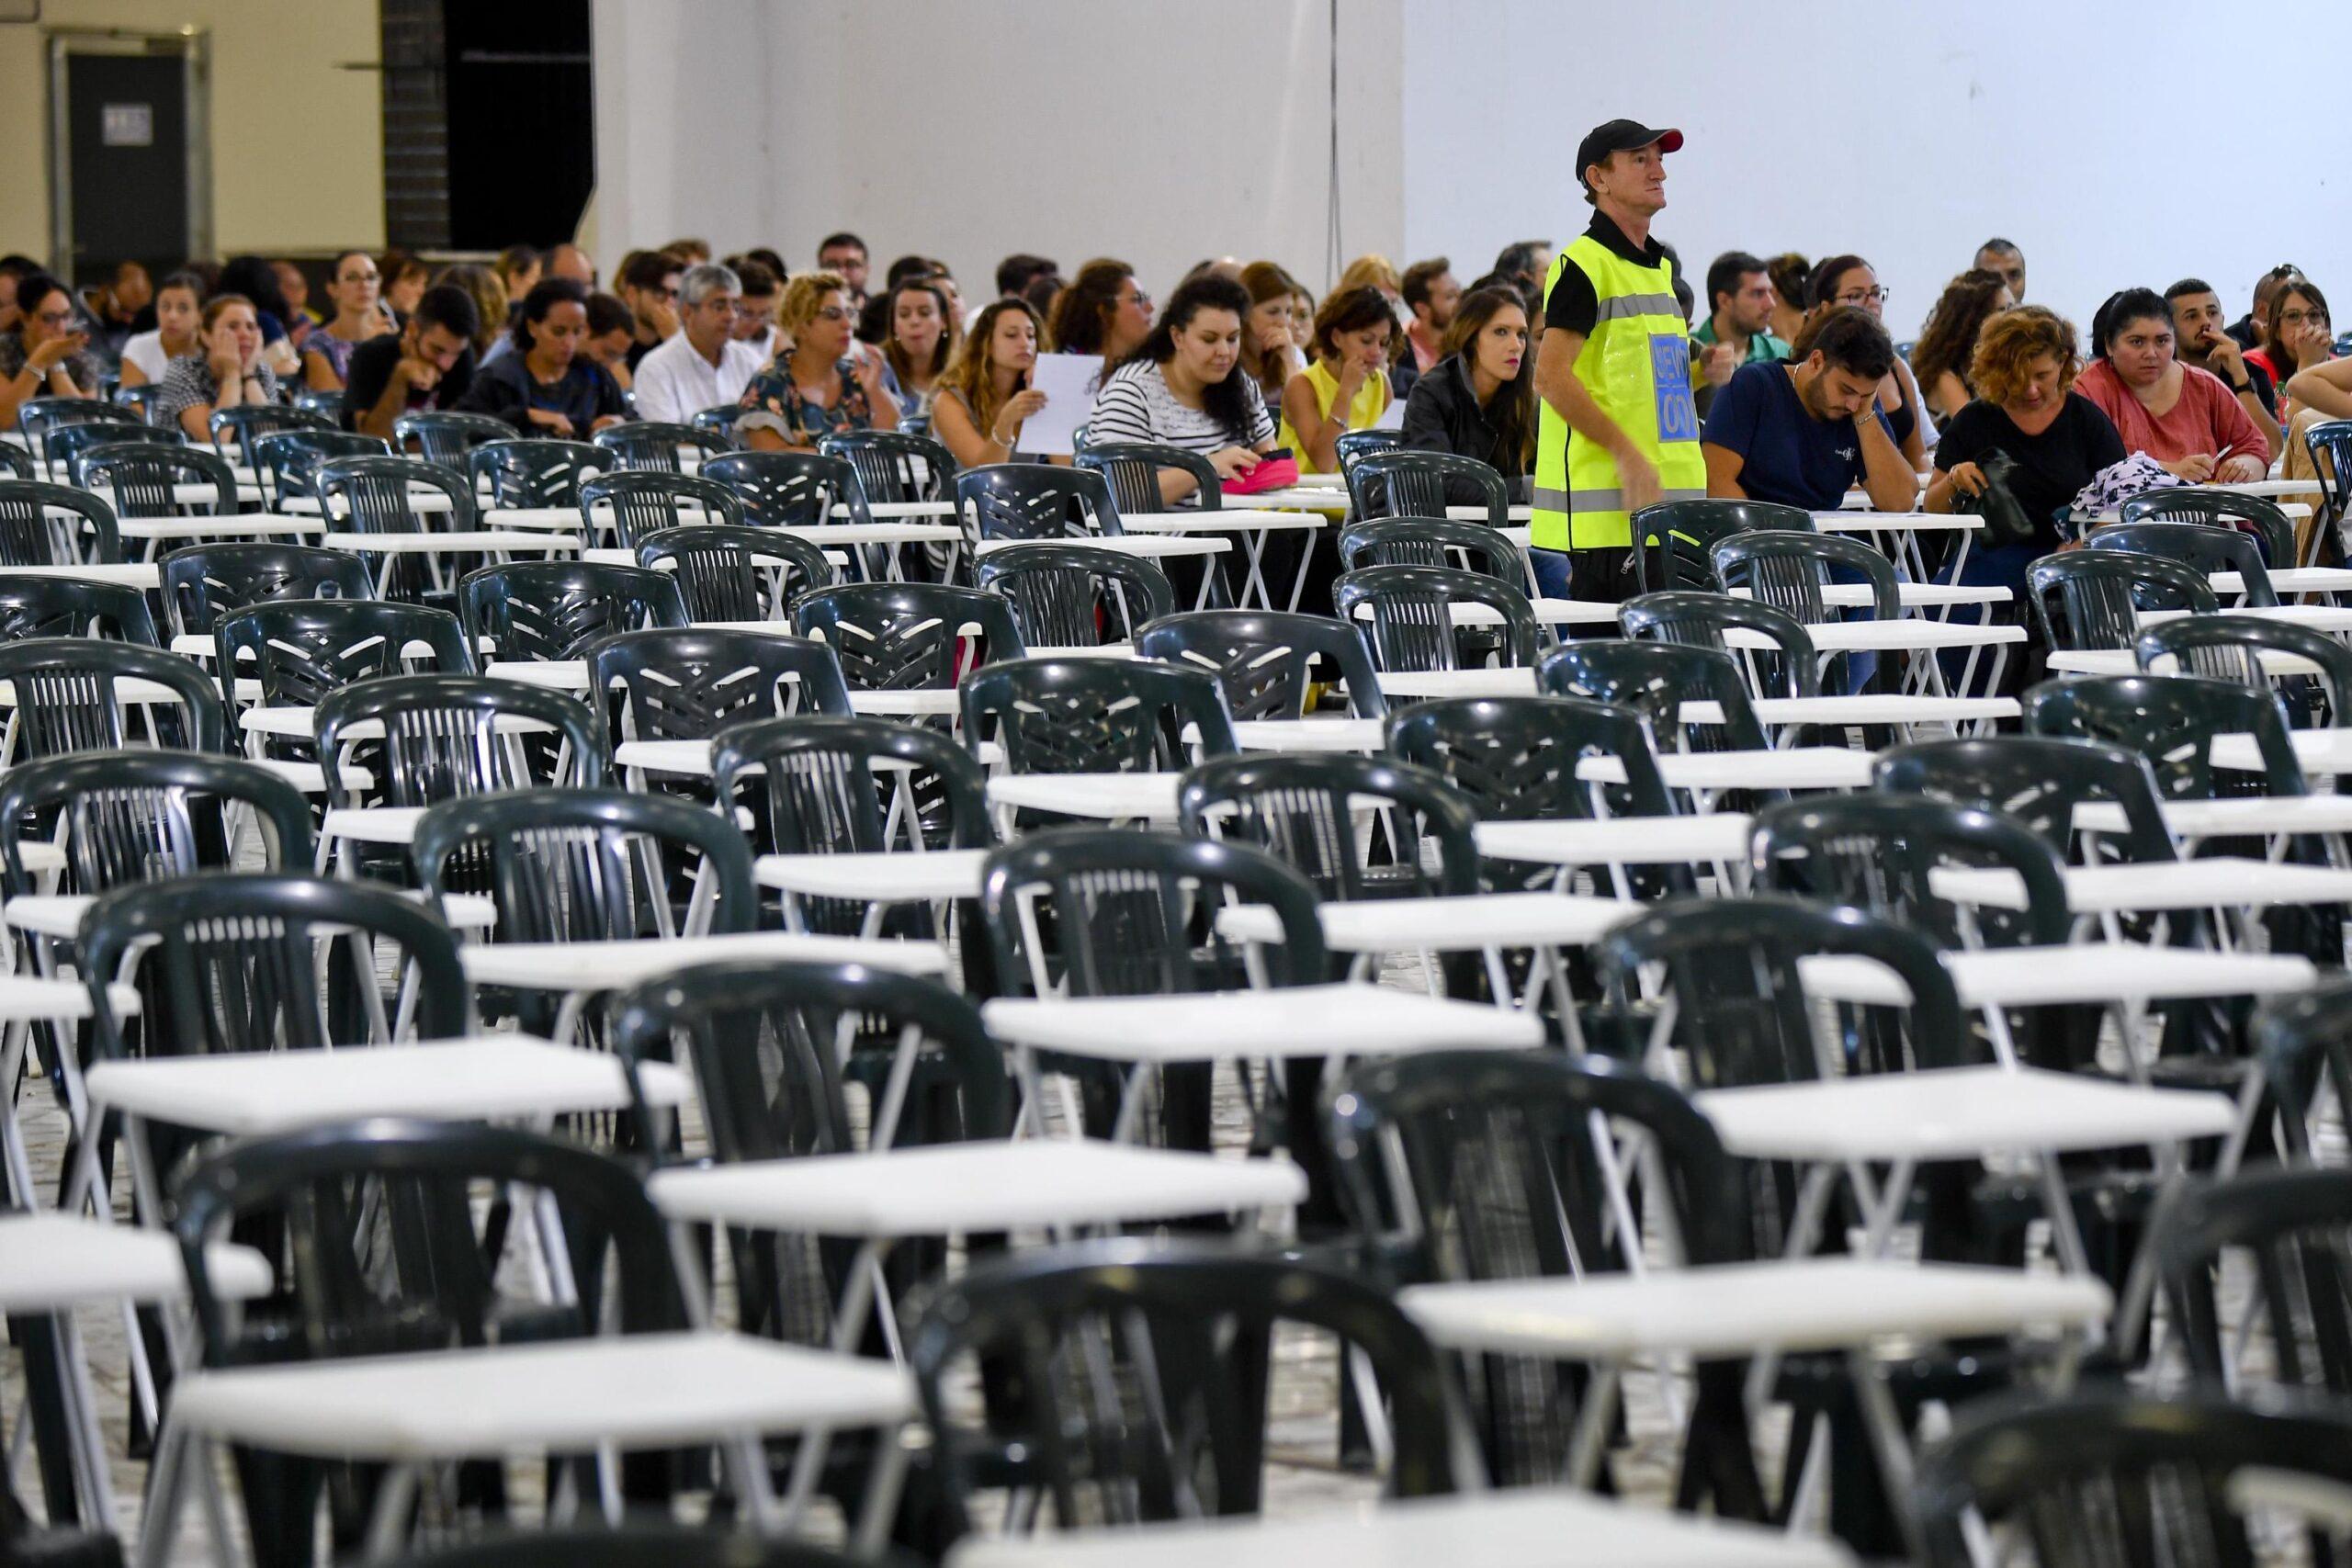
left=2073, top=359, right=2271, bottom=468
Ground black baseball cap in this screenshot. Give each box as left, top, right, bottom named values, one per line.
left=1576, top=119, right=1685, bottom=183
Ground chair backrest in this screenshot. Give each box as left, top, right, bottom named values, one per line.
left=2025, top=671, right=2303, bottom=800
left=1712, top=528, right=1900, bottom=621
left=1338, top=517, right=1530, bottom=591
left=1334, top=563, right=1540, bottom=672
left=2136, top=612, right=2352, bottom=728
left=19, top=395, right=141, bottom=445
left=2089, top=520, right=2275, bottom=606
left=0, top=439, right=28, bottom=478
left=81, top=871, right=471, bottom=1061
left=209, top=403, right=332, bottom=460
left=314, top=452, right=480, bottom=535
left=71, top=441, right=238, bottom=519
left=468, top=437, right=603, bottom=508
left=1327, top=1052, right=1739, bottom=1483
left=2119, top=486, right=2296, bottom=566
left=1618, top=590, right=1820, bottom=698
left=1537, top=638, right=1770, bottom=751
left=975, top=540, right=1176, bottom=646
left=1385, top=694, right=1671, bottom=822
left=955, top=462, right=1121, bottom=542
left=217, top=599, right=474, bottom=715
left=1751, top=793, right=2073, bottom=949
left=42, top=418, right=178, bottom=485
left=1631, top=498, right=1814, bottom=592
left=689, top=403, right=745, bottom=448
left=1344, top=449, right=1509, bottom=529
left=822, top=428, right=956, bottom=505
left=0, top=571, right=157, bottom=644
left=0, top=479, right=119, bottom=566
left=792, top=581, right=1025, bottom=691
left=458, top=560, right=688, bottom=663
left=981, top=828, right=1328, bottom=997
left=1592, top=894, right=1972, bottom=1087
left=248, top=428, right=390, bottom=506
left=2303, top=421, right=2352, bottom=558
left=962, top=655, right=1237, bottom=773
left=1178, top=752, right=1479, bottom=900
left=0, top=750, right=312, bottom=900
left=0, top=636, right=221, bottom=758
left=1134, top=607, right=1387, bottom=721
left=392, top=410, right=516, bottom=470
left=711, top=714, right=992, bottom=860
left=412, top=784, right=757, bottom=942
left=1873, top=733, right=2178, bottom=865
left=1335, top=428, right=1407, bottom=468
left=2027, top=550, right=2219, bottom=650
left=905, top=1238, right=1459, bottom=1530
left=1913, top=1388, right=2352, bottom=1568
left=703, top=449, right=866, bottom=529
left=2255, top=978, right=2352, bottom=1166
left=636, top=523, right=832, bottom=622
left=1073, top=441, right=1219, bottom=515
left=161, top=542, right=374, bottom=637
left=589, top=420, right=727, bottom=474
left=314, top=673, right=605, bottom=807
left=2157, top=1165, right=2352, bottom=1397
left=578, top=470, right=744, bottom=549
left=588, top=626, right=851, bottom=741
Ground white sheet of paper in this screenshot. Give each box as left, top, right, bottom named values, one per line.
left=1372, top=391, right=1406, bottom=431
left=1021, top=354, right=1103, bottom=457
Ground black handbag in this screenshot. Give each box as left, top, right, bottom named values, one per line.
left=1953, top=446, right=2037, bottom=547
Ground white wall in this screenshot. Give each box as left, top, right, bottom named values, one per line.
left=1401, top=0, right=2352, bottom=339
left=591, top=0, right=1405, bottom=299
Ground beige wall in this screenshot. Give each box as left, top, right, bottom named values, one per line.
left=0, top=0, right=382, bottom=269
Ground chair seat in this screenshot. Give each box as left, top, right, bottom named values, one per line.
left=0, top=1214, right=271, bottom=1313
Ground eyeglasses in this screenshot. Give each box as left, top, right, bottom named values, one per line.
left=2281, top=308, right=2331, bottom=327
left=1121, top=290, right=1153, bottom=310
left=811, top=307, right=854, bottom=322
left=33, top=310, right=75, bottom=327
left=341, top=271, right=379, bottom=285
left=1835, top=288, right=1890, bottom=307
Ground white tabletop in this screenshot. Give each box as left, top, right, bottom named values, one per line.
left=1582, top=747, right=1876, bottom=791
left=2047, top=647, right=2324, bottom=678
left=1931, top=855, right=2352, bottom=912
left=1229, top=717, right=1387, bottom=753
left=1475, top=814, right=1753, bottom=866
left=1694, top=1065, right=2236, bottom=1162
left=1796, top=943, right=2318, bottom=1010
left=1119, top=509, right=1327, bottom=534
left=755, top=848, right=990, bottom=902
left=460, top=930, right=945, bottom=990
left=987, top=772, right=1185, bottom=821
left=945, top=1487, right=1856, bottom=1568
left=2217, top=477, right=2324, bottom=497
left=0, top=972, right=139, bottom=1022
left=2081, top=795, right=2352, bottom=840
left=853, top=499, right=957, bottom=519
left=1809, top=512, right=1983, bottom=535
left=0, top=562, right=162, bottom=588
left=650, top=1142, right=1306, bottom=1236
left=6, top=889, right=491, bottom=941
left=83, top=1035, right=691, bottom=1134
left=1401, top=1259, right=2110, bottom=1361
left=2212, top=567, right=2352, bottom=596
left=975, top=535, right=1228, bottom=560
left=111, top=512, right=322, bottom=540
left=285, top=491, right=458, bottom=517
left=1219, top=891, right=1637, bottom=953
left=0, top=1214, right=272, bottom=1312
left=320, top=806, right=427, bottom=844
left=981, top=983, right=1544, bottom=1064
left=167, top=1330, right=913, bottom=1457
left=1726, top=620, right=2026, bottom=653
left=1239, top=487, right=1351, bottom=512
left=320, top=530, right=580, bottom=555
left=1371, top=666, right=1536, bottom=699
left=1442, top=503, right=1535, bottom=523
left=2211, top=729, right=2352, bottom=775
left=2143, top=604, right=2352, bottom=634
left=1744, top=694, right=2021, bottom=728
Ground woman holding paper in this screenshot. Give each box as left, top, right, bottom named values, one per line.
left=933, top=298, right=1051, bottom=467
left=736, top=271, right=900, bottom=452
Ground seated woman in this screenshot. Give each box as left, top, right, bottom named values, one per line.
left=437, top=263, right=512, bottom=364
left=216, top=255, right=304, bottom=384
left=2247, top=276, right=2334, bottom=399
left=1804, top=254, right=1932, bottom=470
left=452, top=277, right=627, bottom=437
left=1279, top=285, right=1396, bottom=474
left=156, top=294, right=279, bottom=442
left=736, top=270, right=900, bottom=452
left=1046, top=259, right=1154, bottom=376
left=1924, top=305, right=2125, bottom=599
left=1238, top=261, right=1306, bottom=413
left=0, top=273, right=104, bottom=426
left=931, top=297, right=1050, bottom=468
left=1911, top=269, right=2012, bottom=422
left=300, top=251, right=397, bottom=392
left=2074, top=288, right=2269, bottom=484
left=382, top=253, right=431, bottom=322
left=1085, top=273, right=1277, bottom=505
left=881, top=275, right=956, bottom=430
left=119, top=270, right=203, bottom=390
left=1401, top=283, right=1534, bottom=480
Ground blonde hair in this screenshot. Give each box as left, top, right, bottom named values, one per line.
left=434, top=262, right=508, bottom=355
left=777, top=270, right=850, bottom=339
left=938, top=298, right=1049, bottom=437
left=1336, top=254, right=1401, bottom=296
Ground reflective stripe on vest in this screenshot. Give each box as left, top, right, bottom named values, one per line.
left=1531, top=237, right=1707, bottom=552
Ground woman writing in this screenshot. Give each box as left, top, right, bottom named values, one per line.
left=156, top=295, right=280, bottom=441
left=736, top=271, right=900, bottom=452
left=1278, top=285, right=1396, bottom=474
left=2073, top=288, right=2269, bottom=484
left=452, top=277, right=628, bottom=437
left=300, top=251, right=398, bottom=392
left=931, top=298, right=1052, bottom=468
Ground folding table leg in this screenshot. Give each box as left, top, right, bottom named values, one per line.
left=1562, top=1360, right=1623, bottom=1490
left=1845, top=1350, right=1928, bottom=1565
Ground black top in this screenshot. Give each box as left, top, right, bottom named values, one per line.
left=340, top=333, right=477, bottom=431
left=452, top=350, right=626, bottom=435
left=2225, top=314, right=2258, bottom=352
left=1933, top=390, right=2126, bottom=544
left=1402, top=353, right=1528, bottom=476
left=627, top=336, right=660, bottom=373
left=1542, top=210, right=1670, bottom=338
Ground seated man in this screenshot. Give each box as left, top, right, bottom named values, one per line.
left=1691, top=249, right=1789, bottom=420
left=2167, top=276, right=2282, bottom=445
left=345, top=284, right=480, bottom=439
left=631, top=262, right=764, bottom=423
left=1701, top=305, right=1917, bottom=513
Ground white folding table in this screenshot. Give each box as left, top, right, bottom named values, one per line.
left=1228, top=716, right=1388, bottom=753
left=1808, top=511, right=1984, bottom=584
left=1580, top=746, right=1877, bottom=796
left=755, top=847, right=991, bottom=938
left=987, top=771, right=1185, bottom=826
left=1120, top=509, right=1329, bottom=612
left=1475, top=815, right=1755, bottom=884
left=1930, top=854, right=2352, bottom=915
left=0, top=562, right=163, bottom=589
left=318, top=529, right=582, bottom=596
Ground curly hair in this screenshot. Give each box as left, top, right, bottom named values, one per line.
left=776, top=270, right=850, bottom=339
left=1968, top=304, right=2080, bottom=407
left=1911, top=269, right=2010, bottom=395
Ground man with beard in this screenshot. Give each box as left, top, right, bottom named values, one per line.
left=1691, top=249, right=1788, bottom=420
left=1700, top=304, right=1917, bottom=513
left=2167, top=276, right=2284, bottom=447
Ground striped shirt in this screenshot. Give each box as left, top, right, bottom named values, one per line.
left=1086, top=360, right=1275, bottom=456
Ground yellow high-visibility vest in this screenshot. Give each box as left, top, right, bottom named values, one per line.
left=1532, top=235, right=1706, bottom=551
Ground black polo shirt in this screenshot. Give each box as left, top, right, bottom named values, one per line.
left=1543, top=210, right=1672, bottom=337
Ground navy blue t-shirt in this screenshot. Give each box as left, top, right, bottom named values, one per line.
left=1702, top=360, right=1891, bottom=512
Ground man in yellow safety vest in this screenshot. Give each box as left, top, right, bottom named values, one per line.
left=1530, top=119, right=1706, bottom=604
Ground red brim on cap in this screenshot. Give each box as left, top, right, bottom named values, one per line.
left=1655, top=128, right=1685, bottom=153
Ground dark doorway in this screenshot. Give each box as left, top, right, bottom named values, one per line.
left=52, top=37, right=202, bottom=288
left=444, top=1, right=594, bottom=248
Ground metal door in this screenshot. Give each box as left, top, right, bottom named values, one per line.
left=49, top=33, right=209, bottom=288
